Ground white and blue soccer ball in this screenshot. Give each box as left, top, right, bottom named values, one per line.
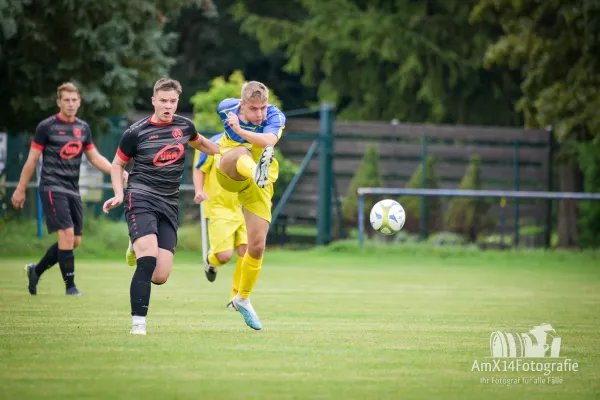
left=369, top=199, right=406, bottom=235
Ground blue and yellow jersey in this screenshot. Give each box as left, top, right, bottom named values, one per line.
left=216, top=98, right=285, bottom=167
left=194, top=133, right=244, bottom=221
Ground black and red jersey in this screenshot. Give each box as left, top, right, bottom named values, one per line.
left=117, top=114, right=199, bottom=206
left=32, top=114, right=95, bottom=196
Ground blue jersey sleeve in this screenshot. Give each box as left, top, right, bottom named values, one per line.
left=217, top=98, right=241, bottom=122
left=264, top=104, right=286, bottom=138
left=195, top=133, right=223, bottom=168
left=195, top=152, right=208, bottom=169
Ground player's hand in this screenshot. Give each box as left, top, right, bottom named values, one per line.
left=227, top=112, right=241, bottom=133
left=122, top=171, right=129, bottom=186
left=102, top=195, right=123, bottom=214
left=11, top=188, right=26, bottom=209
left=194, top=191, right=209, bottom=204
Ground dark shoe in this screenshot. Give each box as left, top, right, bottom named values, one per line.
left=205, top=265, right=217, bottom=282
left=25, top=264, right=39, bottom=295
left=65, top=286, right=82, bottom=296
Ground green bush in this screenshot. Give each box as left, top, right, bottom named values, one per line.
left=398, top=156, right=443, bottom=235
left=578, top=140, right=600, bottom=248
left=341, top=144, right=382, bottom=233
left=189, top=70, right=297, bottom=198
left=445, top=156, right=496, bottom=242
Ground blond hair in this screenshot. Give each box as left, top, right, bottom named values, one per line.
left=241, top=81, right=269, bottom=102
left=57, top=82, right=80, bottom=100
left=153, top=78, right=182, bottom=95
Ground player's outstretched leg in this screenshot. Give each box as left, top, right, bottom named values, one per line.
left=126, top=241, right=136, bottom=267
left=24, top=242, right=59, bottom=295
left=129, top=235, right=158, bottom=335
left=219, top=146, right=274, bottom=189
left=253, top=145, right=274, bottom=188
left=235, top=146, right=274, bottom=188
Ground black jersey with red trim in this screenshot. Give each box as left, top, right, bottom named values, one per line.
left=32, top=114, right=95, bottom=196
left=117, top=114, right=200, bottom=206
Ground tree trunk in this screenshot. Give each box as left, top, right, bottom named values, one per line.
left=557, top=161, right=581, bottom=248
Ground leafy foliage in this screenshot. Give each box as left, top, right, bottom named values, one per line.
left=398, top=157, right=443, bottom=235
left=341, top=144, right=382, bottom=232
left=159, top=0, right=315, bottom=113
left=471, top=0, right=600, bottom=143
left=577, top=141, right=600, bottom=248
left=445, top=156, right=496, bottom=241
left=0, top=0, right=199, bottom=133
left=231, top=0, right=521, bottom=125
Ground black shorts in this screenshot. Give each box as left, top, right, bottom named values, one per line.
left=124, top=190, right=178, bottom=254
left=40, top=190, right=83, bottom=236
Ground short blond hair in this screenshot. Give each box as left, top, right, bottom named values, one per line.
left=57, top=82, right=80, bottom=99
left=241, top=81, right=269, bottom=102
left=153, top=78, right=182, bottom=95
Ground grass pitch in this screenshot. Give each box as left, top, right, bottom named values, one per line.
left=0, top=244, right=599, bottom=400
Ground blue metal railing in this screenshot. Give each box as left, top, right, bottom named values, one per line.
left=357, top=187, right=600, bottom=246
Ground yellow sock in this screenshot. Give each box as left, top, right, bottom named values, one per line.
left=236, top=155, right=256, bottom=180
left=230, top=255, right=243, bottom=301
left=238, top=252, right=262, bottom=298
left=208, top=252, right=225, bottom=267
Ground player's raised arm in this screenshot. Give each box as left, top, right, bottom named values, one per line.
left=189, top=133, right=220, bottom=155
left=226, top=104, right=285, bottom=148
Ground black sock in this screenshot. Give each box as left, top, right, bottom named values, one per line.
left=58, top=249, right=75, bottom=289
left=35, top=242, right=59, bottom=277
left=130, top=256, right=157, bottom=317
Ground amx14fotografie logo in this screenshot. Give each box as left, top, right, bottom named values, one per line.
left=471, top=323, right=579, bottom=386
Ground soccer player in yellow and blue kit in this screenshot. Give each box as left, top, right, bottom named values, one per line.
left=214, top=81, right=285, bottom=330
left=192, top=133, right=248, bottom=307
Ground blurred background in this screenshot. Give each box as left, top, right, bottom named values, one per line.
left=1, top=0, right=599, bottom=251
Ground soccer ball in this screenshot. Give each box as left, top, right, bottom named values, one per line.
left=369, top=199, right=406, bottom=235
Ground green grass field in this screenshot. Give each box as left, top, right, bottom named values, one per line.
left=0, top=243, right=599, bottom=400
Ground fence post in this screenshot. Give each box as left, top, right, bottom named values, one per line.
left=358, top=193, right=365, bottom=246
left=317, top=102, right=335, bottom=246
left=513, top=140, right=520, bottom=248
left=544, top=126, right=554, bottom=248
left=420, top=136, right=428, bottom=240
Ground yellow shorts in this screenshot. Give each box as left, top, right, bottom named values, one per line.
left=215, top=168, right=274, bottom=223
left=208, top=217, right=248, bottom=254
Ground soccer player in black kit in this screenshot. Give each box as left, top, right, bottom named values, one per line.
left=11, top=82, right=117, bottom=296
left=103, top=78, right=219, bottom=335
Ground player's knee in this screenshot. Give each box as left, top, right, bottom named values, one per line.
left=57, top=228, right=75, bottom=249
left=216, top=250, right=233, bottom=264
left=134, top=237, right=159, bottom=258
left=73, top=236, right=82, bottom=249
left=152, top=277, right=167, bottom=285
left=237, top=244, right=247, bottom=257
left=247, top=242, right=265, bottom=259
